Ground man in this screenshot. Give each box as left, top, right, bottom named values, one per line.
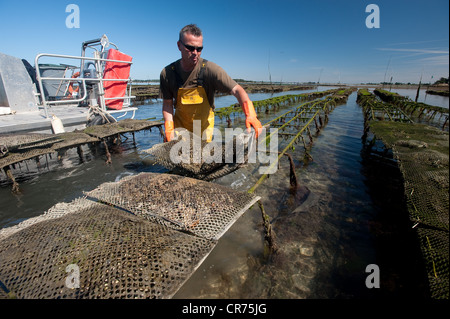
left=160, top=24, right=262, bottom=143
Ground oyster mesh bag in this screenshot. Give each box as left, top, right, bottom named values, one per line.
left=144, top=130, right=255, bottom=181
left=368, top=121, right=449, bottom=299
left=0, top=172, right=260, bottom=299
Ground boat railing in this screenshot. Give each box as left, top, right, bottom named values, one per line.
left=34, top=52, right=137, bottom=119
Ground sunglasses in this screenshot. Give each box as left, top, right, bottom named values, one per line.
left=180, top=40, right=203, bottom=52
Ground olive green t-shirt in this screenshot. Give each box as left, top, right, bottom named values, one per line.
left=159, top=58, right=238, bottom=109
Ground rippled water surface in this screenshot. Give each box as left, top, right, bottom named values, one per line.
left=1, top=87, right=447, bottom=298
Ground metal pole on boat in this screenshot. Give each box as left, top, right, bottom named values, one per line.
left=94, top=51, right=106, bottom=111
left=33, top=58, right=50, bottom=119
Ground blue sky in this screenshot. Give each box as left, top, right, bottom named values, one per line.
left=0, top=0, right=448, bottom=84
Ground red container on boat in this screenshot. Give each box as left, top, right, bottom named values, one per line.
left=103, top=49, right=132, bottom=110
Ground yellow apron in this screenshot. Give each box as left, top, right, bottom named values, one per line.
left=173, top=86, right=215, bottom=142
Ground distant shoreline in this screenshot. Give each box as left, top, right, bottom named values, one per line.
left=317, top=83, right=449, bottom=90
left=130, top=82, right=449, bottom=101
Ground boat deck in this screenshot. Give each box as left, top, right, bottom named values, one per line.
left=0, top=104, right=139, bottom=135
left=0, top=104, right=89, bottom=134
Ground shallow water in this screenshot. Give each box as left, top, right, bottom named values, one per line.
left=388, top=88, right=449, bottom=109
left=0, top=87, right=447, bottom=298
left=174, top=92, right=429, bottom=298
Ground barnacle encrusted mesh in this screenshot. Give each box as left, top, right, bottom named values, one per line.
left=0, top=147, right=56, bottom=169
left=144, top=130, right=254, bottom=181
left=52, top=132, right=99, bottom=150
left=0, top=133, right=97, bottom=170
left=368, top=121, right=449, bottom=299
left=83, top=119, right=162, bottom=139
left=0, top=199, right=215, bottom=299
left=0, top=119, right=163, bottom=170
left=85, top=172, right=260, bottom=240
left=0, top=173, right=260, bottom=299
left=0, top=133, right=62, bottom=152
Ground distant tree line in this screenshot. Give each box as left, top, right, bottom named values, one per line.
left=130, top=77, right=449, bottom=85
left=131, top=79, right=159, bottom=83
left=433, top=77, right=449, bottom=85
left=366, top=77, right=449, bottom=86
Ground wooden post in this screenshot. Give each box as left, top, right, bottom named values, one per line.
left=5, top=166, right=20, bottom=194
left=258, top=201, right=277, bottom=258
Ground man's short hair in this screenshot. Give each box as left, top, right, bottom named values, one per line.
left=179, top=24, right=202, bottom=41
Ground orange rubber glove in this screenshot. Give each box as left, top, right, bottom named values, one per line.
left=164, top=120, right=174, bottom=142
left=242, top=100, right=263, bottom=138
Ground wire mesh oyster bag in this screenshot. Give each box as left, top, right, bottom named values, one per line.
left=369, top=121, right=449, bottom=299
left=0, top=133, right=62, bottom=152
left=0, top=172, right=260, bottom=299
left=144, top=130, right=255, bottom=181
left=85, top=173, right=260, bottom=240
